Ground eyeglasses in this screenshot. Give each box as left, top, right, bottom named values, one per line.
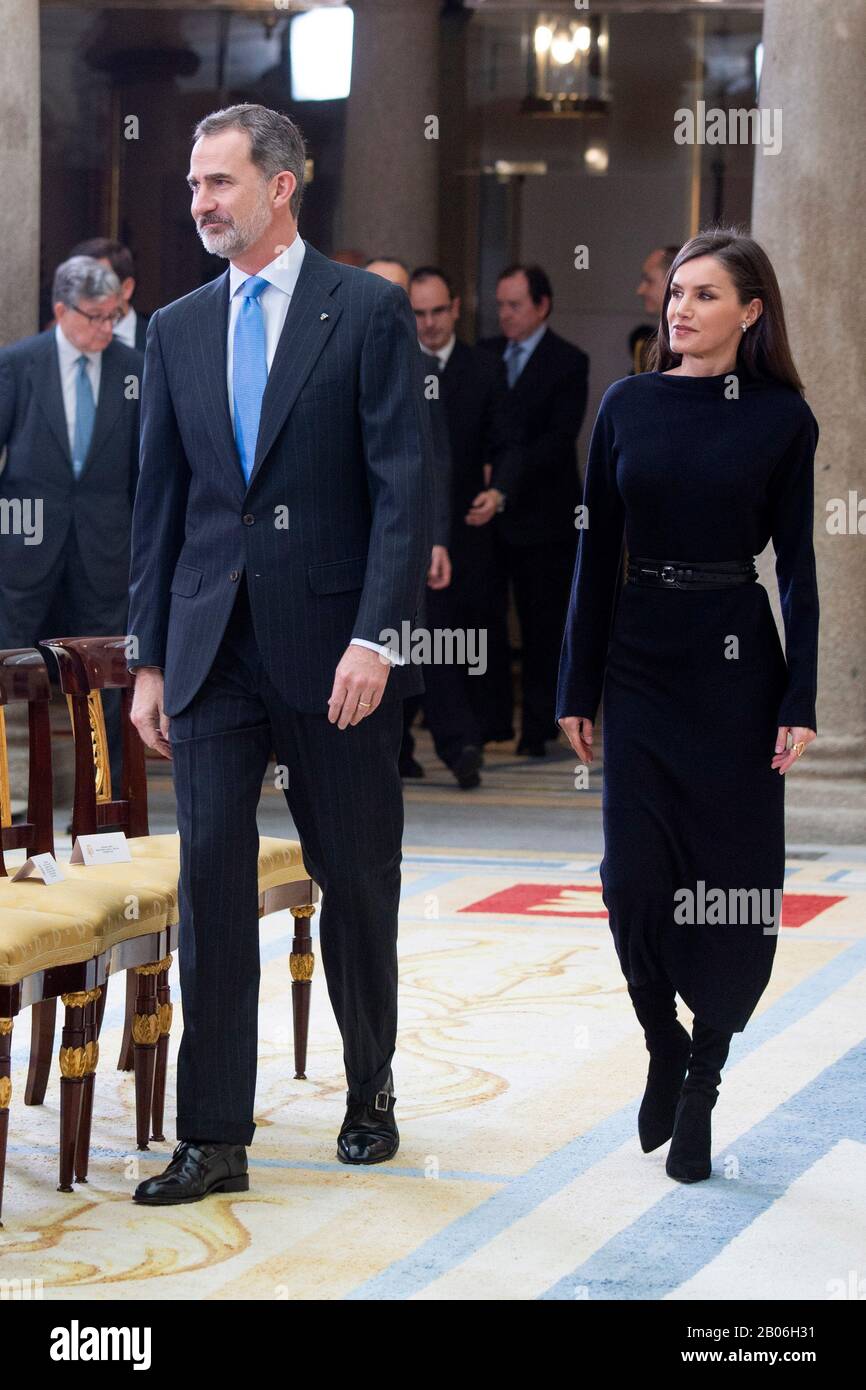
left=68, top=304, right=124, bottom=327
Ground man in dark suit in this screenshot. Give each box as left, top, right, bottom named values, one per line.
left=71, top=238, right=150, bottom=353
left=478, top=264, right=588, bottom=756
left=0, top=255, right=141, bottom=791
left=631, top=244, right=679, bottom=373
left=128, top=104, right=432, bottom=1204
left=409, top=266, right=523, bottom=754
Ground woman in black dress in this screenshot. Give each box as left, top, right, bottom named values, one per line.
left=556, top=228, right=819, bottom=1183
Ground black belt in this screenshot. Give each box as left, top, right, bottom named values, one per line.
left=626, top=556, right=757, bottom=590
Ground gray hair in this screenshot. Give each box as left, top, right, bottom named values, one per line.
left=52, top=255, right=121, bottom=308
left=192, top=104, right=307, bottom=220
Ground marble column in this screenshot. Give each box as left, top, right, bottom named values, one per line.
left=752, top=0, right=866, bottom=842
left=0, top=0, right=40, bottom=346
left=337, top=0, right=440, bottom=268
left=1, top=0, right=41, bottom=817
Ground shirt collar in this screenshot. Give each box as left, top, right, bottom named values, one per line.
left=229, top=234, right=307, bottom=299
left=418, top=333, right=457, bottom=369
left=508, top=321, right=548, bottom=359
left=55, top=321, right=101, bottom=366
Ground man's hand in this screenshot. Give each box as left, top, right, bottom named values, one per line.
left=328, top=644, right=391, bottom=729
left=130, top=667, right=172, bottom=760
left=558, top=715, right=594, bottom=765
left=427, top=545, right=452, bottom=590
left=465, top=488, right=502, bottom=526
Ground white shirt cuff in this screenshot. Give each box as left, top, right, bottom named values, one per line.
left=350, top=637, right=406, bottom=667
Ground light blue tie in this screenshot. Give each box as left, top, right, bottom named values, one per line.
left=232, top=275, right=270, bottom=483
left=504, top=340, right=526, bottom=389
left=72, top=354, right=96, bottom=480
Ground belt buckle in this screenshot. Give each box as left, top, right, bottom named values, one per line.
left=660, top=565, right=677, bottom=585
left=374, top=1090, right=391, bottom=1112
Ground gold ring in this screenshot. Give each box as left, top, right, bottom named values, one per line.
left=358, top=700, right=372, bottom=708
left=793, top=740, right=806, bottom=757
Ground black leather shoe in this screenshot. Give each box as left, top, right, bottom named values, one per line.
left=452, top=745, right=482, bottom=790
left=399, top=756, right=425, bottom=779
left=133, top=1139, right=249, bottom=1205
left=336, top=1090, right=399, bottom=1165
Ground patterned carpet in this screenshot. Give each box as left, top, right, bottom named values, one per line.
left=1, top=735, right=864, bottom=1300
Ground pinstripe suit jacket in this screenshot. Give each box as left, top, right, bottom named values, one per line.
left=127, top=240, right=434, bottom=716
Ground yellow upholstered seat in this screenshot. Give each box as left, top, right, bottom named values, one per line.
left=0, top=878, right=170, bottom=985
left=124, top=833, right=309, bottom=895
left=0, top=905, right=98, bottom=984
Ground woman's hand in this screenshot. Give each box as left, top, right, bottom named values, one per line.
left=772, top=725, right=816, bottom=775
left=558, top=715, right=594, bottom=764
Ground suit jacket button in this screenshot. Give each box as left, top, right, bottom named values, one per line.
left=230, top=569, right=240, bottom=581
left=242, top=514, right=255, bottom=525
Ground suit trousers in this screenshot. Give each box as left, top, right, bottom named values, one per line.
left=400, top=582, right=482, bottom=769
left=168, top=572, right=405, bottom=1145
left=490, top=533, right=577, bottom=746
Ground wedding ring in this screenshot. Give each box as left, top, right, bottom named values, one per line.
left=358, top=700, right=372, bottom=708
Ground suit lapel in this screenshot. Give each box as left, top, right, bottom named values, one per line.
left=510, top=329, right=553, bottom=402
left=245, top=242, right=343, bottom=492
left=186, top=270, right=243, bottom=496
left=82, top=340, right=125, bottom=475
left=33, top=332, right=72, bottom=462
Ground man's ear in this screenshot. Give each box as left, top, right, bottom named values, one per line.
left=272, top=171, right=297, bottom=210
left=121, top=276, right=136, bottom=303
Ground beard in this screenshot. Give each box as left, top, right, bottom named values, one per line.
left=196, top=186, right=272, bottom=259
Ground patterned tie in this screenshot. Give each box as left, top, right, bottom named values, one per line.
left=232, top=275, right=270, bottom=483
left=72, top=354, right=96, bottom=480
left=504, top=339, right=525, bottom=389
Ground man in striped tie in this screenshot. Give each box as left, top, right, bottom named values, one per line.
left=128, top=105, right=433, bottom=1204
left=0, top=255, right=142, bottom=793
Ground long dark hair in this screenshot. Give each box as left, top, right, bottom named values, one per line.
left=647, top=225, right=805, bottom=393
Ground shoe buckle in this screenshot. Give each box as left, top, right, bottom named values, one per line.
left=660, top=565, right=677, bottom=585
left=373, top=1089, right=391, bottom=1112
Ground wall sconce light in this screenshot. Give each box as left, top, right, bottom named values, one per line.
left=522, top=12, right=610, bottom=117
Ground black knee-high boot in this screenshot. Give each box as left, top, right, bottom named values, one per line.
left=627, top=981, right=692, bottom=1153
left=665, top=1018, right=733, bottom=1183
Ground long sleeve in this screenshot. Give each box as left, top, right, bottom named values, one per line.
left=555, top=390, right=625, bottom=722
left=352, top=283, right=433, bottom=648
left=766, top=405, right=820, bottom=731
left=484, top=362, right=524, bottom=497
left=127, top=311, right=191, bottom=671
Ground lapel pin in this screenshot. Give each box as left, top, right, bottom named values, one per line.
left=320, top=312, right=329, bottom=321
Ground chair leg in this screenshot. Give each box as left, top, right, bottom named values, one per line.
left=58, top=989, right=99, bottom=1193
left=150, top=956, right=173, bottom=1143
left=0, top=1018, right=12, bottom=1227
left=132, top=958, right=168, bottom=1151
left=289, top=905, right=316, bottom=1081
left=74, top=989, right=102, bottom=1183
left=24, top=998, right=56, bottom=1106
left=117, top=970, right=136, bottom=1071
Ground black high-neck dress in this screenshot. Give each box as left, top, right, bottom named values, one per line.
left=556, top=368, right=820, bottom=1032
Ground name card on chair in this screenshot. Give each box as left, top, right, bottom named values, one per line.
left=11, top=851, right=65, bottom=884
left=70, top=832, right=132, bottom=865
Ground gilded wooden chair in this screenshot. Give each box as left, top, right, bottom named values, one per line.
left=0, top=649, right=175, bottom=1221
left=39, top=635, right=319, bottom=1123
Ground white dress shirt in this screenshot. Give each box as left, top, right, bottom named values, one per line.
left=55, top=323, right=102, bottom=455
left=227, top=235, right=403, bottom=666
left=113, top=306, right=138, bottom=350
left=418, top=331, right=457, bottom=372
